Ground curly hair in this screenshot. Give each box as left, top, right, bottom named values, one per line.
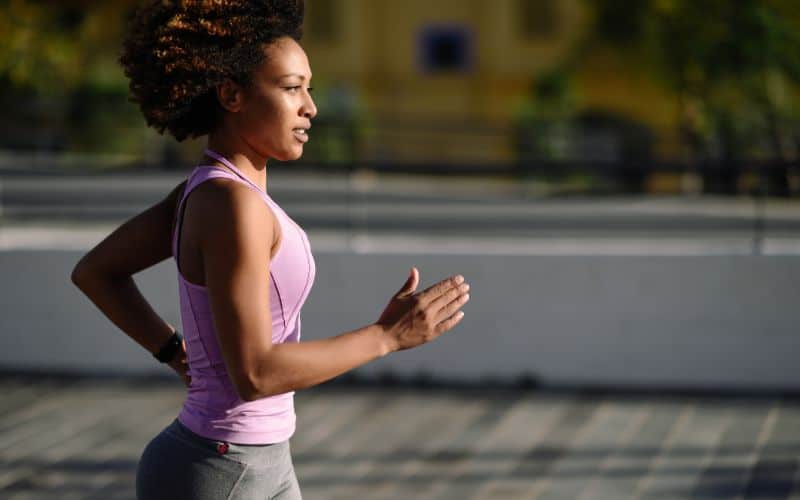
left=120, top=0, right=304, bottom=142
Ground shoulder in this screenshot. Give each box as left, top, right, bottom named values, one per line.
left=189, top=177, right=274, bottom=243
left=165, top=179, right=188, bottom=205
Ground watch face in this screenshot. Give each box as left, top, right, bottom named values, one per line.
left=155, top=332, right=182, bottom=362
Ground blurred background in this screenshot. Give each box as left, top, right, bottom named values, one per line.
left=0, top=0, right=799, bottom=385
left=2, top=2, right=800, bottom=499
left=3, top=0, right=800, bottom=192
left=2, top=0, right=800, bottom=384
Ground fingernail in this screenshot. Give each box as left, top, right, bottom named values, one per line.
left=455, top=275, right=464, bottom=284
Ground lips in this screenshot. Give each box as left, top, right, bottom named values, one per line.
left=292, top=128, right=309, bottom=143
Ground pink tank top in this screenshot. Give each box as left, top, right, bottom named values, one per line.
left=172, top=149, right=316, bottom=444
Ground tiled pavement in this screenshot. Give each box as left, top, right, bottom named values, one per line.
left=0, top=375, right=798, bottom=500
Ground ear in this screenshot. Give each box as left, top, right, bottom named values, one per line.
left=216, top=79, right=245, bottom=113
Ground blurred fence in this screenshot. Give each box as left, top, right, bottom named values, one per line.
left=293, top=119, right=800, bottom=198
left=1, top=160, right=799, bottom=261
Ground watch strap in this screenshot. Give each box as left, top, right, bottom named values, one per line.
left=153, top=330, right=183, bottom=363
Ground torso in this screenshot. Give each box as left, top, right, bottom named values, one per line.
left=172, top=159, right=315, bottom=444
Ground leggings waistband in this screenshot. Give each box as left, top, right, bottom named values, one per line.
left=166, top=418, right=290, bottom=468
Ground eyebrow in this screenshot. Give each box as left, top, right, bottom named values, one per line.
left=278, top=73, right=312, bottom=80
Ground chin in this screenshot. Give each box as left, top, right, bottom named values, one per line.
left=281, top=148, right=304, bottom=162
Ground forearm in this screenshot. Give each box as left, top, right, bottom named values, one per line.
left=249, top=324, right=393, bottom=399
left=72, top=273, right=175, bottom=355
left=69, top=185, right=184, bottom=355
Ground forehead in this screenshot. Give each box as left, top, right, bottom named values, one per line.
left=257, top=37, right=312, bottom=81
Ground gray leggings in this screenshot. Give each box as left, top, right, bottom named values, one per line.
left=136, top=418, right=301, bottom=500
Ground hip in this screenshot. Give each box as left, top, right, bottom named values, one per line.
left=136, top=418, right=300, bottom=500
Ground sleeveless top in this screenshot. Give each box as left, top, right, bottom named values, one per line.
left=171, top=149, right=316, bottom=445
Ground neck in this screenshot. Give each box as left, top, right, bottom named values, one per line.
left=205, top=132, right=268, bottom=192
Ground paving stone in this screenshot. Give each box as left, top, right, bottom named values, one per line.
left=0, top=376, right=798, bottom=500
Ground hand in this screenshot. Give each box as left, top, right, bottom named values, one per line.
left=376, top=267, right=470, bottom=353
left=167, top=339, right=191, bottom=387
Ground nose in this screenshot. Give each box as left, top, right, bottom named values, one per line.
left=301, top=92, right=317, bottom=120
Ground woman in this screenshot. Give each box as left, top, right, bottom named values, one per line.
left=70, top=1, right=470, bottom=499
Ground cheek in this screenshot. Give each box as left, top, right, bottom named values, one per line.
left=253, top=99, right=291, bottom=134
left=241, top=106, right=282, bottom=143
left=239, top=94, right=301, bottom=157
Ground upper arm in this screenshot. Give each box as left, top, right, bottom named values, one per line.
left=198, top=181, right=274, bottom=401
left=72, top=180, right=187, bottom=282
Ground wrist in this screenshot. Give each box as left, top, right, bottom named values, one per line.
left=375, top=323, right=398, bottom=357
left=152, top=330, right=182, bottom=363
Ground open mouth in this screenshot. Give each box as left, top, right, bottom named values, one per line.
left=293, top=128, right=309, bottom=143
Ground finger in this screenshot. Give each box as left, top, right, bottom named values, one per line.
left=417, top=274, right=464, bottom=306
left=428, top=281, right=469, bottom=313
left=434, top=288, right=470, bottom=323
left=435, top=310, right=465, bottom=335
left=396, top=267, right=419, bottom=298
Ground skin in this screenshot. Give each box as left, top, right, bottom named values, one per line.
left=71, top=37, right=470, bottom=400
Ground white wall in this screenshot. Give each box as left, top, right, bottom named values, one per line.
left=1, top=250, right=798, bottom=390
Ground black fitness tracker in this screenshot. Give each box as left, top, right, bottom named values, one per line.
left=153, top=330, right=183, bottom=363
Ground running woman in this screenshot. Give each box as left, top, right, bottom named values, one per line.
left=70, top=1, right=470, bottom=499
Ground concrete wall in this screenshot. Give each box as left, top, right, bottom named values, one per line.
left=1, top=250, right=798, bottom=390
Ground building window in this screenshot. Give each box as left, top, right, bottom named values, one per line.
left=418, top=24, right=474, bottom=74
left=518, top=0, right=558, bottom=39
left=307, top=0, right=338, bottom=42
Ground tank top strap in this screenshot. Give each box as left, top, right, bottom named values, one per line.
left=203, top=148, right=266, bottom=193
left=202, top=148, right=284, bottom=212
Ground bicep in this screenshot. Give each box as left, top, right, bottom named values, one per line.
left=201, top=184, right=274, bottom=398
left=73, top=181, right=186, bottom=280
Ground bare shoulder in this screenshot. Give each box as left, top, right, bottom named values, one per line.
left=189, top=178, right=273, bottom=242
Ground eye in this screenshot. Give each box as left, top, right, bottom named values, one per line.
left=284, top=86, right=312, bottom=94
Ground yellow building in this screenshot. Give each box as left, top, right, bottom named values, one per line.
left=301, top=0, right=680, bottom=165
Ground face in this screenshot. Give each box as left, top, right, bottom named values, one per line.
left=220, top=37, right=317, bottom=162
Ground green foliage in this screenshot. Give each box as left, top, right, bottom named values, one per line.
left=66, top=82, right=146, bottom=153
left=514, top=67, right=579, bottom=161
left=585, top=0, right=800, bottom=161
left=0, top=1, right=84, bottom=94
left=0, top=0, right=145, bottom=155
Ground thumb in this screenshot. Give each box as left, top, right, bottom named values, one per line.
left=396, top=267, right=419, bottom=298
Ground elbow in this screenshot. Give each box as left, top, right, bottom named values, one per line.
left=70, top=258, right=93, bottom=291
left=239, top=390, right=262, bottom=403
left=71, top=254, right=121, bottom=291
left=235, top=372, right=287, bottom=402
left=235, top=379, right=261, bottom=402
